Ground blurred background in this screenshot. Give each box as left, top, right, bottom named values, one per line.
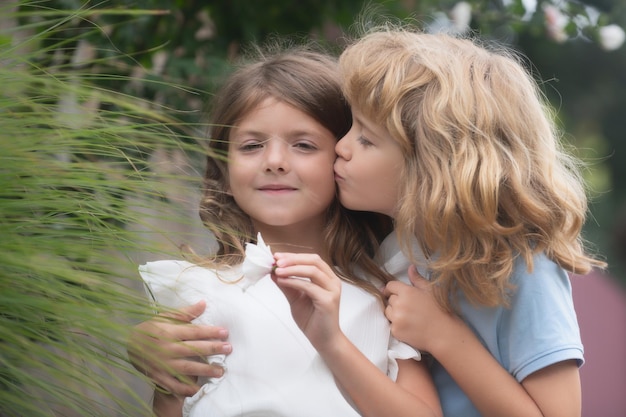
left=2, top=0, right=625, bottom=416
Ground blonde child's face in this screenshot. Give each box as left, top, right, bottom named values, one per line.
left=228, top=97, right=337, bottom=232
left=334, top=107, right=404, bottom=218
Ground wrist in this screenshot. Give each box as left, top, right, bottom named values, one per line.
left=316, top=331, right=351, bottom=359
left=425, top=313, right=471, bottom=356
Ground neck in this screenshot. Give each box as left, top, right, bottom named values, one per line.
left=253, top=224, right=330, bottom=263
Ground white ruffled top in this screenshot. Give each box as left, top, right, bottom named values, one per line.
left=140, top=233, right=420, bottom=417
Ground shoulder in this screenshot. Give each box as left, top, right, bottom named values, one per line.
left=505, top=252, right=577, bottom=325
left=139, top=260, right=243, bottom=308
left=139, top=260, right=220, bottom=288
left=509, top=252, right=572, bottom=299
left=139, top=259, right=198, bottom=276
left=139, top=260, right=241, bottom=280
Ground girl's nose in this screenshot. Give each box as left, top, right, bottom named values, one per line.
left=263, top=140, right=290, bottom=173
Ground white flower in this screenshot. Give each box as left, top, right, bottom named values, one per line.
left=241, top=233, right=275, bottom=289
left=450, top=2, right=472, bottom=34
left=544, top=4, right=569, bottom=43
left=599, top=24, right=625, bottom=51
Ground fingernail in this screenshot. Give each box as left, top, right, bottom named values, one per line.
left=222, top=343, right=232, bottom=353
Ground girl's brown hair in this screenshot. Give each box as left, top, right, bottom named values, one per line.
left=199, top=43, right=394, bottom=295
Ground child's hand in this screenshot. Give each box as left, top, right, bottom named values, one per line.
left=271, top=253, right=343, bottom=353
left=127, top=300, right=232, bottom=396
left=383, top=266, right=458, bottom=352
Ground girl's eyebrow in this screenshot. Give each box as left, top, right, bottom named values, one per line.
left=234, top=128, right=325, bottom=140
left=230, top=130, right=268, bottom=142
left=232, top=128, right=266, bottom=136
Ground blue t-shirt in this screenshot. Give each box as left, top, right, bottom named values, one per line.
left=379, top=232, right=584, bottom=417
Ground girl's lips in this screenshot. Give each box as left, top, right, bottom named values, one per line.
left=258, top=184, right=297, bottom=192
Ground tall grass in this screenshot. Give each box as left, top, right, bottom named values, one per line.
left=1, top=4, right=212, bottom=416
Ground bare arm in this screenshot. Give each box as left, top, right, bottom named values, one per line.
left=273, top=253, right=442, bottom=417
left=384, top=266, right=582, bottom=417
left=522, top=360, right=581, bottom=417
left=413, top=310, right=544, bottom=416
left=316, top=335, right=441, bottom=417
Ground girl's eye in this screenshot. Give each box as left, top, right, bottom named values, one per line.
left=294, top=141, right=317, bottom=151
left=357, top=135, right=373, bottom=147
left=238, top=142, right=264, bottom=152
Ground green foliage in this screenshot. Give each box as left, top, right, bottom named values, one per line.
left=1, top=4, right=211, bottom=416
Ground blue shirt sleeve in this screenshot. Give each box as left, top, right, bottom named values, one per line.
left=498, top=253, right=584, bottom=381
left=431, top=252, right=584, bottom=416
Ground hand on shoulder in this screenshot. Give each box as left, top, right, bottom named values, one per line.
left=128, top=301, right=231, bottom=396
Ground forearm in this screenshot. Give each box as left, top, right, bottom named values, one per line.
left=319, top=335, right=440, bottom=417
left=428, top=318, right=543, bottom=417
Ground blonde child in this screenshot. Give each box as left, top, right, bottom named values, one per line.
left=334, top=27, right=606, bottom=417
left=132, top=45, right=441, bottom=417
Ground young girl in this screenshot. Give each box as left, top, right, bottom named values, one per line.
left=134, top=46, right=441, bottom=417
left=333, top=27, right=607, bottom=417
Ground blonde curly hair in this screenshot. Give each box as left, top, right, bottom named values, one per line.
left=339, top=27, right=606, bottom=311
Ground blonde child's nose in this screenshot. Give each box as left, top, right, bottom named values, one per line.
left=335, top=135, right=351, bottom=160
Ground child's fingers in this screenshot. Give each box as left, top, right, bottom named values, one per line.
left=274, top=264, right=316, bottom=283
left=153, top=369, right=200, bottom=397
left=160, top=300, right=207, bottom=323
left=273, top=252, right=333, bottom=274
left=382, top=279, right=409, bottom=297
left=273, top=255, right=338, bottom=290
left=274, top=275, right=327, bottom=300
left=407, top=265, right=429, bottom=289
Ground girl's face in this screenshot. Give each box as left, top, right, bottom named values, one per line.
left=334, top=107, right=404, bottom=218
left=228, top=97, right=337, bottom=232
